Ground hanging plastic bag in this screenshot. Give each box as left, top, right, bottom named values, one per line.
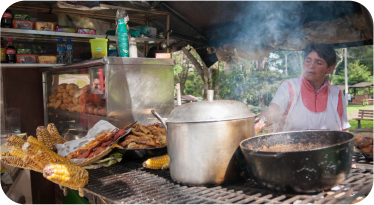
left=115, top=9, right=130, bottom=57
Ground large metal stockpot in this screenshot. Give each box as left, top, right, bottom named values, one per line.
left=154, top=98, right=256, bottom=186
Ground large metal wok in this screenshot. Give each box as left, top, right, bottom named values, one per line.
left=240, top=130, right=355, bottom=193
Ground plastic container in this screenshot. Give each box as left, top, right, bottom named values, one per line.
left=38, top=55, right=57, bottom=64
left=56, top=38, right=65, bottom=64
left=35, top=22, right=55, bottom=31
left=12, top=20, right=34, bottom=29
left=76, top=28, right=96, bottom=34
left=129, top=37, right=138, bottom=58
left=89, top=39, right=108, bottom=59
left=16, top=54, right=37, bottom=63
left=65, top=38, right=73, bottom=64
left=1, top=38, right=6, bottom=63
left=54, top=26, right=76, bottom=33
left=12, top=14, right=30, bottom=20
left=17, top=49, right=32, bottom=54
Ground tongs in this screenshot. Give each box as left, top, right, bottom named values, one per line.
left=254, top=117, right=267, bottom=124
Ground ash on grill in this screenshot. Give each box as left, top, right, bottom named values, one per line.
left=81, top=152, right=372, bottom=204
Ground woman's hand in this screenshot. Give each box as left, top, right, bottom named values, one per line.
left=254, top=120, right=266, bottom=133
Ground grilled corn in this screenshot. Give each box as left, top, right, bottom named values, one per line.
left=0, top=156, right=30, bottom=169
left=43, top=163, right=89, bottom=190
left=8, top=145, right=43, bottom=172
left=0, top=152, right=12, bottom=157
left=22, top=142, right=73, bottom=168
left=142, top=154, right=170, bottom=169
left=27, top=136, right=46, bottom=148
left=47, top=123, right=67, bottom=144
left=5, top=135, right=25, bottom=148
left=36, top=126, right=55, bottom=151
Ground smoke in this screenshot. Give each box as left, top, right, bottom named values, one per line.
left=206, top=1, right=364, bottom=64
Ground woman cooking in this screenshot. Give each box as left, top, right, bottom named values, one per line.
left=254, top=44, right=350, bottom=133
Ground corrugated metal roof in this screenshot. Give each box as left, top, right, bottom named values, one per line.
left=350, top=82, right=374, bottom=88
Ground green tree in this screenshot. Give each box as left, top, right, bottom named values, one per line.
left=332, top=60, right=372, bottom=85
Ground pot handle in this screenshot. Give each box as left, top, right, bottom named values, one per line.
left=151, top=110, right=167, bottom=130
left=248, top=151, right=285, bottom=158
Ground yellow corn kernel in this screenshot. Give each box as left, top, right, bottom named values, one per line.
left=8, top=145, right=43, bottom=172
left=43, top=163, right=89, bottom=190
left=47, top=123, right=67, bottom=144
left=0, top=156, right=30, bottom=169
left=5, top=135, right=25, bottom=148
left=142, top=154, right=170, bottom=169
left=22, top=142, right=73, bottom=169
left=27, top=136, right=46, bottom=148
left=36, top=126, right=55, bottom=151
left=0, top=152, right=12, bottom=157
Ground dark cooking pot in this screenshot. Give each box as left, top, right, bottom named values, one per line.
left=240, top=130, right=354, bottom=193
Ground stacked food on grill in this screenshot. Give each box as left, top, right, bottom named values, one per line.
left=47, top=83, right=105, bottom=116
left=355, top=136, right=373, bottom=153
left=0, top=124, right=89, bottom=190
left=66, top=123, right=134, bottom=160
left=118, top=123, right=166, bottom=149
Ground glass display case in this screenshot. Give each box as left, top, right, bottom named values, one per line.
left=42, top=57, right=175, bottom=136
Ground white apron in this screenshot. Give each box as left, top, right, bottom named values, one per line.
left=274, top=78, right=346, bottom=132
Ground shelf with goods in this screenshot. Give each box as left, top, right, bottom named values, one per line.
left=5, top=1, right=170, bottom=46
left=0, top=63, right=65, bottom=68
left=47, top=108, right=107, bottom=135
left=0, top=28, right=166, bottom=44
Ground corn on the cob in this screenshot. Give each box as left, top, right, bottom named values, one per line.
left=0, top=152, right=12, bottom=157
left=8, top=146, right=43, bottom=172
left=36, top=126, right=55, bottom=151
left=0, top=156, right=30, bottom=169
left=43, top=163, right=89, bottom=190
left=22, top=142, right=73, bottom=168
left=4, top=135, right=25, bottom=148
left=47, top=123, right=67, bottom=144
left=142, top=154, right=170, bottom=169
left=27, top=136, right=46, bottom=148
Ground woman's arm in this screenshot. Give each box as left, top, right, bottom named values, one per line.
left=254, top=103, right=284, bottom=133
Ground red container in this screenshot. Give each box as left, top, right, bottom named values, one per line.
left=16, top=54, right=38, bottom=63
left=12, top=20, right=34, bottom=29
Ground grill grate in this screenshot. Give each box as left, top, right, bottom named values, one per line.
left=83, top=158, right=373, bottom=204
left=352, top=152, right=373, bottom=170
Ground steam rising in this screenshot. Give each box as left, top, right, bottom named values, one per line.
left=207, top=1, right=368, bottom=63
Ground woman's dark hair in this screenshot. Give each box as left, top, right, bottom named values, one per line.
left=304, top=44, right=337, bottom=67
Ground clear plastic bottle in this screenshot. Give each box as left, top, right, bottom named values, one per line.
left=65, top=38, right=73, bottom=64
left=129, top=37, right=138, bottom=58
left=56, top=38, right=65, bottom=64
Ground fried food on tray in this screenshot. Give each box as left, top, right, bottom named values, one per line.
left=118, top=123, right=167, bottom=149
left=355, top=136, right=373, bottom=148
left=127, top=142, right=154, bottom=149
left=120, top=135, right=160, bottom=148
left=66, top=123, right=134, bottom=160
left=355, top=136, right=374, bottom=153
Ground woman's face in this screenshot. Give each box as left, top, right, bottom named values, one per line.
left=303, top=51, right=335, bottom=83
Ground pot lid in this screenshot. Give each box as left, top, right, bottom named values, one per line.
left=167, top=100, right=256, bottom=123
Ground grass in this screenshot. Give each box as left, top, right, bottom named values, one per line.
left=347, top=104, right=373, bottom=114
left=348, top=120, right=373, bottom=132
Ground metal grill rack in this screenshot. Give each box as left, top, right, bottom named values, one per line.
left=83, top=158, right=373, bottom=204
left=352, top=152, right=373, bottom=170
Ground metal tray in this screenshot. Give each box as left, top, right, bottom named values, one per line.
left=115, top=146, right=167, bottom=160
